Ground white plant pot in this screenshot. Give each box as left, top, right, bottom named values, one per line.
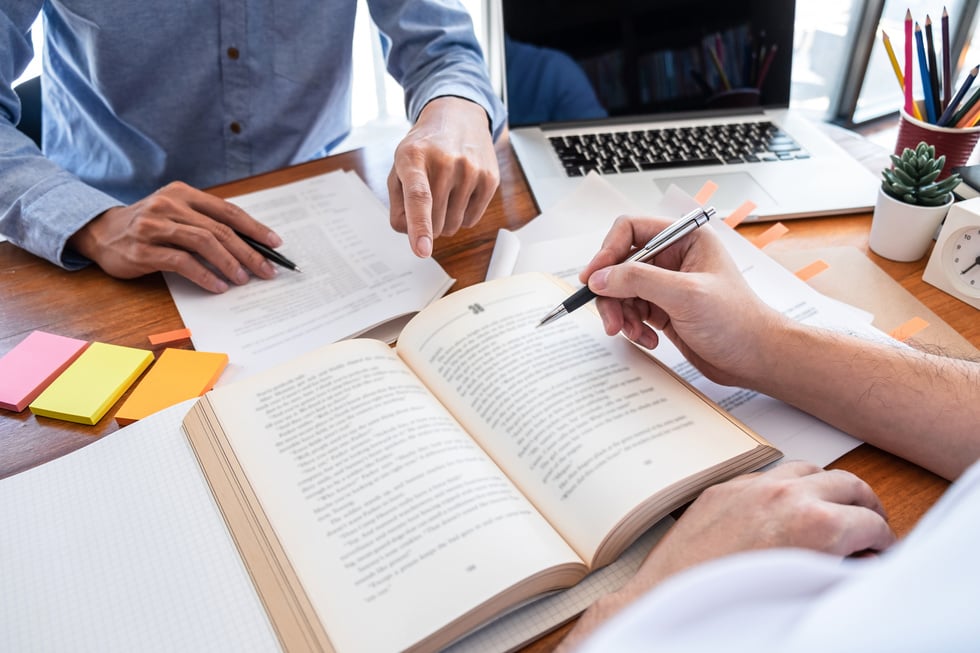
left=869, top=187, right=953, bottom=262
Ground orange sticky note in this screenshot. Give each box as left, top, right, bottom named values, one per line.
left=148, top=328, right=192, bottom=346
left=115, top=349, right=229, bottom=425
left=794, top=259, right=830, bottom=281
left=889, top=317, right=930, bottom=342
left=693, top=180, right=719, bottom=205
left=752, top=222, right=789, bottom=249
left=723, top=200, right=758, bottom=228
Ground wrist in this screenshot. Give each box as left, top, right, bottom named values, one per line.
left=420, top=95, right=493, bottom=135
left=67, top=207, right=116, bottom=262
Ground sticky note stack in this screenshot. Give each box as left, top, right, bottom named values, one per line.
left=0, top=331, right=90, bottom=412
left=115, top=349, right=228, bottom=425
left=29, top=342, right=154, bottom=425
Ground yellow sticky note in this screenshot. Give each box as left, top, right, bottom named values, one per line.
left=115, top=349, right=228, bottom=426
left=29, top=342, right=154, bottom=425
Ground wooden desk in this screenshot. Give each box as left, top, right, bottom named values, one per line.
left=1, top=138, right=975, bottom=651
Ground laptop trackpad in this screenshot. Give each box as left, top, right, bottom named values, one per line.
left=654, top=172, right=776, bottom=210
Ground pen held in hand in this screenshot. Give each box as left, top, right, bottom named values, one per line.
left=537, top=206, right=715, bottom=327
left=235, top=230, right=301, bottom=272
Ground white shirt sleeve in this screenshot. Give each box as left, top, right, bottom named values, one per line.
left=576, top=459, right=980, bottom=652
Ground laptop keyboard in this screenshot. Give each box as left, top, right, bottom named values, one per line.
left=548, top=121, right=809, bottom=177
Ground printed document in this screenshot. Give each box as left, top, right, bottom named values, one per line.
left=165, top=170, right=453, bottom=383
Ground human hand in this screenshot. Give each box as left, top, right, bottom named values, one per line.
left=68, top=181, right=281, bottom=293
left=388, top=96, right=499, bottom=257
left=579, top=215, right=787, bottom=387
left=559, top=461, right=895, bottom=651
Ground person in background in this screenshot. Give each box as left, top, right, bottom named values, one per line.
left=0, top=2, right=504, bottom=293
left=504, top=34, right=607, bottom=126
left=557, top=214, right=980, bottom=652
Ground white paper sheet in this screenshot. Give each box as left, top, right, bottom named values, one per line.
left=165, top=171, right=453, bottom=384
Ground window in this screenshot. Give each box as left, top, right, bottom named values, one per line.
left=791, top=0, right=859, bottom=116
left=852, top=0, right=978, bottom=125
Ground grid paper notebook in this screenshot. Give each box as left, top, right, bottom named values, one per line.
left=0, top=401, right=279, bottom=651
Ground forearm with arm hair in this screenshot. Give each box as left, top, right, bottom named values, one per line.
left=750, top=321, right=980, bottom=481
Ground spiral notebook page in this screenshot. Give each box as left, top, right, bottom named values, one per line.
left=0, top=401, right=279, bottom=651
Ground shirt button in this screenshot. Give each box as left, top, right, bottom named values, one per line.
left=227, top=47, right=240, bottom=60
left=230, top=122, right=242, bottom=134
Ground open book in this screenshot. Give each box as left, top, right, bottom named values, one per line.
left=183, top=272, right=780, bottom=653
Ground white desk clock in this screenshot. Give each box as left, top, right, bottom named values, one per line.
left=922, top=198, right=980, bottom=310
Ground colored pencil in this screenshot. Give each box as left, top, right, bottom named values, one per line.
left=708, top=38, right=731, bottom=90
left=956, top=93, right=980, bottom=128
left=882, top=30, right=904, bottom=86
left=904, top=9, right=915, bottom=117
left=925, top=16, right=942, bottom=113
left=942, top=7, right=952, bottom=109
left=948, top=86, right=980, bottom=127
left=915, top=23, right=937, bottom=123
left=938, top=65, right=979, bottom=126
left=882, top=30, right=924, bottom=121
left=756, top=43, right=777, bottom=90
left=689, top=69, right=713, bottom=95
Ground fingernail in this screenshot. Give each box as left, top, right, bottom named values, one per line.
left=263, top=261, right=278, bottom=277
left=416, top=235, right=433, bottom=258
left=590, top=268, right=610, bottom=291
left=214, top=279, right=229, bottom=293
left=267, top=231, right=283, bottom=248
left=234, top=267, right=249, bottom=284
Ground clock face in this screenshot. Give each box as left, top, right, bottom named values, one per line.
left=942, top=226, right=980, bottom=299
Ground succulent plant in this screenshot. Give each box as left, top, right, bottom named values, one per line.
left=881, top=141, right=961, bottom=207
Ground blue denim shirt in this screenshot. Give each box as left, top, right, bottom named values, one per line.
left=0, top=1, right=504, bottom=268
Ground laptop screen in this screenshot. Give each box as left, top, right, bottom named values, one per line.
left=502, top=0, right=795, bottom=127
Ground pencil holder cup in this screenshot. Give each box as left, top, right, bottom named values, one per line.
left=895, top=109, right=980, bottom=180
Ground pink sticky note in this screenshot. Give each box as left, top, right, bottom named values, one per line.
left=0, top=331, right=90, bottom=412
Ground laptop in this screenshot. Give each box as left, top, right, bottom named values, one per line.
left=495, top=0, right=879, bottom=220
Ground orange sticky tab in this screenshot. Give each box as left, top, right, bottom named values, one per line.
left=693, top=181, right=718, bottom=205
left=148, top=328, right=192, bottom=346
left=752, top=222, right=789, bottom=249
left=723, top=200, right=758, bottom=228
left=794, top=259, right=830, bottom=281
left=889, top=317, right=930, bottom=342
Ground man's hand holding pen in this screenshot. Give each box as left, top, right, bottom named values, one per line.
left=570, top=212, right=788, bottom=390
left=68, top=181, right=294, bottom=294
left=539, top=207, right=713, bottom=327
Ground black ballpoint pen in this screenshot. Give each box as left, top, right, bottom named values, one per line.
left=235, top=230, right=302, bottom=273
left=537, top=206, right=715, bottom=327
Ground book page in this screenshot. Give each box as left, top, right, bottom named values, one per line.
left=202, top=339, right=584, bottom=653
left=397, top=273, right=776, bottom=568
left=165, top=170, right=452, bottom=384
